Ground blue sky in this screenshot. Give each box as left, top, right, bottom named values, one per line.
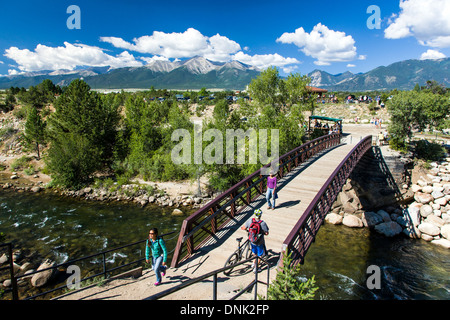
left=1, top=0, right=450, bottom=77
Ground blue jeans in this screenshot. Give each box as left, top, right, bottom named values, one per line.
left=152, top=255, right=166, bottom=283
left=266, top=188, right=275, bottom=208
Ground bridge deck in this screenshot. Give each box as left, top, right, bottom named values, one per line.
left=58, top=140, right=361, bottom=300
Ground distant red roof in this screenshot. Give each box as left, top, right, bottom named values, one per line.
left=306, top=86, right=328, bottom=93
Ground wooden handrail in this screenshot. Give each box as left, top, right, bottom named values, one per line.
left=170, top=133, right=341, bottom=268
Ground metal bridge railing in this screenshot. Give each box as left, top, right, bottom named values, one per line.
left=0, top=232, right=175, bottom=300
left=170, top=133, right=341, bottom=268
left=281, top=135, right=373, bottom=266
left=146, top=255, right=270, bottom=300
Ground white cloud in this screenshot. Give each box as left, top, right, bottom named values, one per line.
left=101, top=28, right=241, bottom=62
left=385, top=0, right=450, bottom=48
left=4, top=42, right=143, bottom=72
left=276, top=23, right=358, bottom=65
left=420, top=49, right=446, bottom=60
left=347, top=64, right=356, bottom=67
left=101, top=27, right=301, bottom=71
left=8, top=69, right=22, bottom=75
left=139, top=55, right=170, bottom=64
left=232, top=51, right=300, bottom=71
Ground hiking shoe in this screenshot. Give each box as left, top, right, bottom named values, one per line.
left=253, top=267, right=262, bottom=273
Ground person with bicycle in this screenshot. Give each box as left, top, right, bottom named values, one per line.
left=241, top=209, right=269, bottom=272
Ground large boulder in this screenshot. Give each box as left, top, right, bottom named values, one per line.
left=424, top=215, right=445, bottom=228
left=31, top=259, right=55, bottom=288
left=418, top=223, right=441, bottom=236
left=342, top=215, right=363, bottom=228
left=431, top=239, right=450, bottom=249
left=414, top=192, right=434, bottom=204
left=403, top=206, right=421, bottom=227
left=440, top=224, right=450, bottom=240
left=419, top=204, right=433, bottom=218
left=376, top=210, right=391, bottom=222
left=171, top=209, right=184, bottom=216
left=325, top=213, right=343, bottom=225
left=374, top=221, right=403, bottom=237
left=361, top=211, right=383, bottom=227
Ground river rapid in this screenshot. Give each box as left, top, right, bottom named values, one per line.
left=0, top=190, right=449, bottom=300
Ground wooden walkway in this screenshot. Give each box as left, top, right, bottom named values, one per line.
left=57, top=140, right=360, bottom=300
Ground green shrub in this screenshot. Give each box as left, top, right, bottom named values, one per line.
left=10, top=156, right=31, bottom=171
left=414, top=140, right=445, bottom=161
left=264, top=252, right=318, bottom=300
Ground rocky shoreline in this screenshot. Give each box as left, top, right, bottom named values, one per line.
left=325, top=159, right=450, bottom=249
left=1, top=171, right=210, bottom=211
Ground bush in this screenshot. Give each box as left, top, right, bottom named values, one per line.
left=10, top=156, right=32, bottom=171
left=264, top=252, right=318, bottom=300
left=414, top=140, right=445, bottom=161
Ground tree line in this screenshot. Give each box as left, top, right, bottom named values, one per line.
left=4, top=67, right=314, bottom=192
left=386, top=80, right=450, bottom=156
left=5, top=71, right=448, bottom=191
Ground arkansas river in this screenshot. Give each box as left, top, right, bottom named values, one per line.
left=1, top=189, right=449, bottom=300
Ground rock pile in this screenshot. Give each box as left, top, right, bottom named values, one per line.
left=0, top=250, right=56, bottom=289
left=399, top=160, right=450, bottom=248
left=325, top=160, right=450, bottom=249
left=61, top=184, right=208, bottom=210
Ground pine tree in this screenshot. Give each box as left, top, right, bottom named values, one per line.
left=24, top=105, right=46, bottom=160
left=46, top=79, right=119, bottom=188
left=265, top=252, right=318, bottom=300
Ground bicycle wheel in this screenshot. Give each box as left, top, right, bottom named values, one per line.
left=244, top=242, right=253, bottom=260
left=223, top=253, right=239, bottom=276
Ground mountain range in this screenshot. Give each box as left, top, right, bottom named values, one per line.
left=1, top=56, right=449, bottom=91
left=308, top=57, right=450, bottom=91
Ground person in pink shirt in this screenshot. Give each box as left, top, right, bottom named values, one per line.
left=266, top=171, right=277, bottom=210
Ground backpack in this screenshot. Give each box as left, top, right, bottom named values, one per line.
left=248, top=218, right=263, bottom=244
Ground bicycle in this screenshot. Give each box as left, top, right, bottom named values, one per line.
left=223, top=236, right=253, bottom=276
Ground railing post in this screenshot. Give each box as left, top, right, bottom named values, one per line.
left=210, top=207, right=217, bottom=234
left=259, top=174, right=264, bottom=194
left=246, top=182, right=251, bottom=204
left=230, top=193, right=236, bottom=217
left=213, top=274, right=218, bottom=300
left=102, top=252, right=107, bottom=279
left=186, top=224, right=194, bottom=256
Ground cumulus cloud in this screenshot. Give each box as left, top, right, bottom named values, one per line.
left=101, top=28, right=241, bottom=62
left=276, top=23, right=358, bottom=65
left=420, top=49, right=446, bottom=60
left=101, top=27, right=300, bottom=71
left=385, top=0, right=450, bottom=48
left=232, top=51, right=300, bottom=73
left=4, top=42, right=143, bottom=72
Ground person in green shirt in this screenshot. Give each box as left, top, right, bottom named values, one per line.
left=145, top=228, right=168, bottom=286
